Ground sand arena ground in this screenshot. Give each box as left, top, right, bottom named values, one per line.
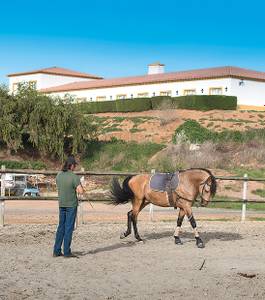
left=1, top=202, right=265, bottom=299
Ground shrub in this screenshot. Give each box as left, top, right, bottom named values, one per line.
left=0, top=160, right=46, bottom=170
left=173, top=120, right=217, bottom=144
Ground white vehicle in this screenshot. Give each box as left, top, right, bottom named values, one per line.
left=1, top=173, right=40, bottom=197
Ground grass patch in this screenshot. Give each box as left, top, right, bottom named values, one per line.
left=101, top=126, right=123, bottom=134
left=252, top=189, right=265, bottom=197
left=209, top=200, right=265, bottom=211
left=231, top=167, right=265, bottom=178
left=0, top=160, right=46, bottom=170
left=129, top=128, right=146, bottom=133
left=198, top=218, right=232, bottom=222
left=83, top=139, right=165, bottom=171
left=173, top=120, right=265, bottom=144
left=249, top=217, right=265, bottom=221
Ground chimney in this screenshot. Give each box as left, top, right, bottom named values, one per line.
left=148, top=62, right=165, bottom=75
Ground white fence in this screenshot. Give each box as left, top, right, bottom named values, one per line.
left=1, top=165, right=265, bottom=227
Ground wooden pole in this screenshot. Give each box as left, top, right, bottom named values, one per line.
left=241, top=173, right=248, bottom=222
left=0, top=165, right=6, bottom=227
left=149, top=169, right=155, bottom=221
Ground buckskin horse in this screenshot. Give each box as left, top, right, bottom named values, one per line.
left=110, top=168, right=217, bottom=248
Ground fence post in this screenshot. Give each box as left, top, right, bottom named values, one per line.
left=241, top=173, right=248, bottom=222
left=80, top=168, right=85, bottom=225
left=0, top=165, right=6, bottom=227
left=149, top=169, right=155, bottom=221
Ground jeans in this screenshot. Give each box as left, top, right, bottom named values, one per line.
left=53, top=207, right=77, bottom=256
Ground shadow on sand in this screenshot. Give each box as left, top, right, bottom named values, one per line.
left=76, top=230, right=242, bottom=256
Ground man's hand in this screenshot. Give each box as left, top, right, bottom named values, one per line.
left=76, top=184, right=84, bottom=194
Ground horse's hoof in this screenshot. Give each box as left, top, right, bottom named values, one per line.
left=174, top=236, right=183, bottom=245
left=120, top=233, right=126, bottom=239
left=196, top=237, right=205, bottom=248
left=135, top=237, right=143, bottom=242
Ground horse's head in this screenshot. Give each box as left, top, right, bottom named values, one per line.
left=198, top=171, right=217, bottom=207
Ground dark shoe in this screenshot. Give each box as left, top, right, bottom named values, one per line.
left=174, top=236, right=183, bottom=245
left=64, top=253, right=79, bottom=258
left=53, top=252, right=63, bottom=257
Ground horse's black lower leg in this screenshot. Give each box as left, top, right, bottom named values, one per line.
left=120, top=210, right=132, bottom=239
left=174, top=211, right=184, bottom=245
left=174, top=215, right=184, bottom=245
left=188, top=214, right=204, bottom=248
left=132, top=214, right=142, bottom=241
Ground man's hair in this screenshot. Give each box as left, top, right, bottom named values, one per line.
left=62, top=155, right=77, bottom=172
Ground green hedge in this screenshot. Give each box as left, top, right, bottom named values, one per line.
left=77, top=98, right=152, bottom=113
left=115, top=98, right=152, bottom=112
left=77, top=101, right=116, bottom=114
left=0, top=160, right=46, bottom=170
left=76, top=95, right=237, bottom=114
left=151, top=96, right=175, bottom=109
left=176, top=95, right=237, bottom=111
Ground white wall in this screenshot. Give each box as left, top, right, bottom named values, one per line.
left=230, top=78, right=265, bottom=106
left=9, top=73, right=97, bottom=92
left=50, top=78, right=233, bottom=102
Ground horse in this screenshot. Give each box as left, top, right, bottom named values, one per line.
left=110, top=168, right=217, bottom=248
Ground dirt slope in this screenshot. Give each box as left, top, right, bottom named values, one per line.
left=94, top=109, right=265, bottom=144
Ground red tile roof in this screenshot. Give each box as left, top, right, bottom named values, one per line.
left=41, top=66, right=265, bottom=93
left=8, top=67, right=103, bottom=79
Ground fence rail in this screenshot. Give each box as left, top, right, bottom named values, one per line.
left=1, top=165, right=265, bottom=226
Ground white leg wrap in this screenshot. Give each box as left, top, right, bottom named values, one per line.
left=194, top=228, right=199, bottom=238
left=174, top=226, right=181, bottom=237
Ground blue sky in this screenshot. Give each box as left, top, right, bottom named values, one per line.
left=1, top=0, right=265, bottom=84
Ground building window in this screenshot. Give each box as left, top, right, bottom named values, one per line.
left=96, top=96, right=107, bottom=101
left=160, top=91, right=171, bottom=96
left=116, top=94, right=127, bottom=100
left=137, top=92, right=149, bottom=98
left=209, top=87, right=222, bottom=95
left=183, top=89, right=196, bottom=96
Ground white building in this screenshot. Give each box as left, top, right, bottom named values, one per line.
left=7, top=64, right=265, bottom=110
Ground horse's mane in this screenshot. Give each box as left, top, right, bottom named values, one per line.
left=179, top=168, right=217, bottom=197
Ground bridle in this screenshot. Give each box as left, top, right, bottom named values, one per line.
left=199, top=176, right=212, bottom=205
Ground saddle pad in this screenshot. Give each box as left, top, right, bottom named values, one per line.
left=150, top=172, right=179, bottom=192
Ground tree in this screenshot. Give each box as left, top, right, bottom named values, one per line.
left=0, top=84, right=98, bottom=160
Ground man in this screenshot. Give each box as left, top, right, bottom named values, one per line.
left=53, top=155, right=84, bottom=258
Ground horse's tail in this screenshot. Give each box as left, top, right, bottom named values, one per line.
left=110, top=176, right=135, bottom=205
